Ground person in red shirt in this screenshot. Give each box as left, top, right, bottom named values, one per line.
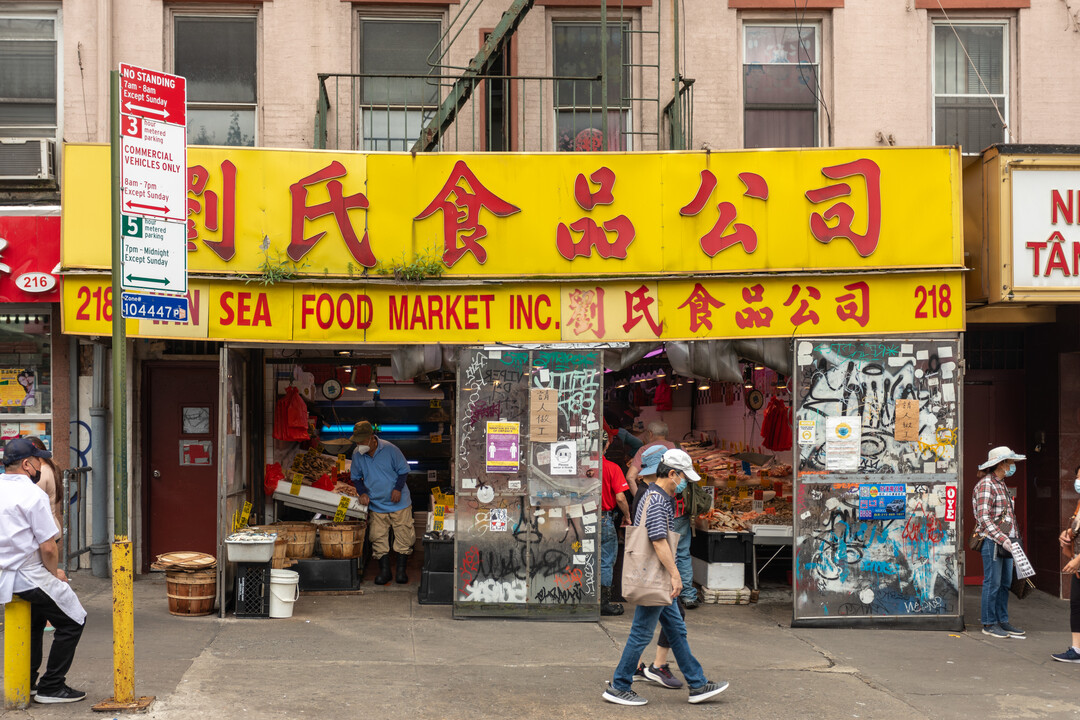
left=601, top=429, right=631, bottom=616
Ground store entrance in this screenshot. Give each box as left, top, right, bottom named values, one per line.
left=142, top=362, right=219, bottom=571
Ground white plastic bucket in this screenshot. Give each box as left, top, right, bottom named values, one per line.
left=269, top=569, right=300, bottom=618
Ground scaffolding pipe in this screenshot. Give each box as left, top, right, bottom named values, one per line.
left=90, top=342, right=109, bottom=577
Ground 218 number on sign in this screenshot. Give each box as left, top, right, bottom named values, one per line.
left=914, top=285, right=952, bottom=319
left=75, top=286, right=113, bottom=322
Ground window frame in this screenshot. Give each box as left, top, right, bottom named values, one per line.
left=0, top=8, right=62, bottom=142
left=168, top=8, right=260, bottom=148
left=930, top=18, right=1010, bottom=155
left=741, top=19, right=822, bottom=149
left=550, top=18, right=633, bottom=151
left=355, top=14, right=443, bottom=152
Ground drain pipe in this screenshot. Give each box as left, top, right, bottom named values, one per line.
left=90, top=343, right=109, bottom=577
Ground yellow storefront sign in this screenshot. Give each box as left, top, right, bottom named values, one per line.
left=62, top=146, right=962, bottom=279
left=63, top=272, right=964, bottom=343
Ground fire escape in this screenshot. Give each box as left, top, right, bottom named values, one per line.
left=315, top=0, right=693, bottom=153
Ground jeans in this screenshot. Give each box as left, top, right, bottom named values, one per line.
left=980, top=539, right=1013, bottom=626
left=17, top=587, right=85, bottom=694
left=673, top=514, right=695, bottom=602
left=601, top=513, right=618, bottom=587
left=612, top=598, right=708, bottom=692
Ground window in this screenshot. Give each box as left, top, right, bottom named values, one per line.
left=0, top=14, right=58, bottom=138
left=174, top=15, right=258, bottom=147
left=933, top=22, right=1007, bottom=154
left=359, top=18, right=441, bottom=151
left=553, top=22, right=630, bottom=151
left=743, top=23, right=820, bottom=149
left=0, top=311, right=53, bottom=449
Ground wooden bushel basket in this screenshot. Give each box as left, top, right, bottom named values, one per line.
left=267, top=522, right=317, bottom=558
left=319, top=521, right=367, bottom=559
left=165, top=570, right=217, bottom=616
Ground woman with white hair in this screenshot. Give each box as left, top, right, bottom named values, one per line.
left=972, top=446, right=1026, bottom=639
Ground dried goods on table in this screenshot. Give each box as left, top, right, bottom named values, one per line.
left=289, top=448, right=338, bottom=483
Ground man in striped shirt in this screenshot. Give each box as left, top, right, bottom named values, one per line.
left=602, top=449, right=728, bottom=707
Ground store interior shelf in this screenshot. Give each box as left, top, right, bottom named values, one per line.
left=272, top=480, right=368, bottom=520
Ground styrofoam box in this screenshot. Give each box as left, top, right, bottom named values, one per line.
left=225, top=539, right=276, bottom=563
left=691, top=556, right=744, bottom=590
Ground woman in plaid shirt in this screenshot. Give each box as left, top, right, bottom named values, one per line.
left=973, top=446, right=1026, bottom=639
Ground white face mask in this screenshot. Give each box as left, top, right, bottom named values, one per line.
left=355, top=445, right=370, bottom=454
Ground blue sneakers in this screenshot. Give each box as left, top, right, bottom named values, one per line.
left=1052, top=647, right=1080, bottom=663
left=982, top=624, right=1009, bottom=639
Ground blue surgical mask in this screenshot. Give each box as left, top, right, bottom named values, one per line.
left=1004, top=464, right=1016, bottom=478
left=674, top=475, right=688, bottom=494
left=1073, top=478, right=1080, bottom=494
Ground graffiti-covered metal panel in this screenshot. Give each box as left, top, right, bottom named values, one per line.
left=791, top=338, right=963, bottom=629
left=454, top=348, right=602, bottom=619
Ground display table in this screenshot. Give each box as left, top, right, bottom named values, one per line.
left=750, top=524, right=793, bottom=590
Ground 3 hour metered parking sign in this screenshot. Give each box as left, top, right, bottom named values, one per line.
left=118, top=63, right=187, bottom=296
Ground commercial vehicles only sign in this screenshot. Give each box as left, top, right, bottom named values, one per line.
left=118, top=63, right=187, bottom=296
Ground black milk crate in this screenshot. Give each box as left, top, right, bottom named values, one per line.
left=235, top=562, right=271, bottom=618
left=690, top=531, right=754, bottom=564
left=417, top=569, right=453, bottom=605
left=422, top=538, right=454, bottom=573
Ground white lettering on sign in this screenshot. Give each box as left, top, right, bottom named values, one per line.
left=1011, top=168, right=1080, bottom=288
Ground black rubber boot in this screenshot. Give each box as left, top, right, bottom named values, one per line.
left=601, top=586, right=624, bottom=616
left=396, top=554, right=410, bottom=584
left=374, top=555, right=392, bottom=585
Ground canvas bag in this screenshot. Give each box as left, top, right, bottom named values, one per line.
left=621, top=490, right=680, bottom=607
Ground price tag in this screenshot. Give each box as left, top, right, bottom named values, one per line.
left=333, top=495, right=350, bottom=522
left=430, top=433, right=443, bottom=444
left=231, top=509, right=241, bottom=532
left=432, top=488, right=444, bottom=504
left=759, top=475, right=770, bottom=486
left=764, top=507, right=777, bottom=515
left=726, top=478, right=737, bottom=489
left=434, top=504, right=446, bottom=519
left=721, top=495, right=732, bottom=509
left=290, top=472, right=303, bottom=495
left=752, top=500, right=764, bottom=513
left=337, top=453, right=346, bottom=473
left=738, top=490, right=749, bottom=500
left=239, top=501, right=252, bottom=527
left=430, top=398, right=442, bottom=409
left=754, top=489, right=764, bottom=500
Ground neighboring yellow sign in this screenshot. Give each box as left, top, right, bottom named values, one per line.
left=62, top=145, right=962, bottom=279
left=63, top=272, right=964, bottom=342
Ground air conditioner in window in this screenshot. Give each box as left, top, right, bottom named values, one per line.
left=0, top=138, right=57, bottom=182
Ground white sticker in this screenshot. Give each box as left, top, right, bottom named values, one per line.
left=566, top=504, right=584, bottom=518
left=508, top=480, right=522, bottom=490
left=797, top=341, right=814, bottom=366
left=916, top=350, right=929, bottom=360
left=582, top=539, right=595, bottom=552
left=584, top=524, right=596, bottom=536
left=583, top=500, right=598, bottom=512
left=462, top=478, right=477, bottom=489
left=477, top=485, right=495, bottom=503
left=489, top=350, right=502, bottom=360
left=587, top=421, right=600, bottom=431
left=537, top=449, right=551, bottom=465
left=938, top=460, right=949, bottom=470
left=489, top=507, right=508, bottom=532
left=887, top=356, right=907, bottom=367
left=942, top=367, right=954, bottom=380
left=901, top=343, right=914, bottom=354
left=583, top=513, right=598, bottom=525
left=548, top=507, right=564, bottom=518
left=573, top=554, right=588, bottom=565
left=569, top=426, right=580, bottom=435
left=825, top=497, right=840, bottom=510
left=538, top=368, right=550, bottom=382
left=800, top=510, right=812, bottom=520
left=942, top=384, right=955, bottom=402
left=798, top=419, right=816, bottom=446
left=929, top=377, right=939, bottom=386
left=938, top=346, right=954, bottom=358
left=549, top=441, right=577, bottom=475
left=533, top=508, right=546, bottom=516
left=923, top=462, right=936, bottom=474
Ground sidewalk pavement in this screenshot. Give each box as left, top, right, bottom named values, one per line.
left=2, top=572, right=1079, bottom=719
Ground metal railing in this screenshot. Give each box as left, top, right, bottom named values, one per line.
left=664, top=77, right=695, bottom=151
left=316, top=73, right=669, bottom=153
left=62, top=466, right=91, bottom=572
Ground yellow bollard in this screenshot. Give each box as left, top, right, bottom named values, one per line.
left=112, top=540, right=134, bottom=704
left=4, top=597, right=31, bottom=709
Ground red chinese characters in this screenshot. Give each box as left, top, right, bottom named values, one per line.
left=783, top=284, right=821, bottom=327
left=805, top=159, right=882, bottom=258
left=622, top=285, right=662, bottom=337
left=835, top=281, right=870, bottom=327
left=735, top=284, right=773, bottom=329
left=566, top=288, right=605, bottom=339
left=556, top=167, right=636, bottom=260
left=415, top=160, right=520, bottom=267
left=680, top=170, right=768, bottom=257
left=677, top=283, right=725, bottom=332
left=289, top=161, right=375, bottom=267
left=187, top=161, right=237, bottom=261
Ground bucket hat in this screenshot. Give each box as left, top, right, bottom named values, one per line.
left=978, top=445, right=1025, bottom=471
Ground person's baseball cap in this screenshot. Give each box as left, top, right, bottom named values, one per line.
left=661, top=448, right=700, bottom=482
left=349, top=420, right=374, bottom=444
left=4, top=437, right=51, bottom=464
left=639, top=445, right=666, bottom=476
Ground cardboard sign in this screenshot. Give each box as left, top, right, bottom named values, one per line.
left=894, top=398, right=919, bottom=442
left=530, top=388, right=558, bottom=442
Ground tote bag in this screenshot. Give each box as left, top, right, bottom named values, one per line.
left=621, top=491, right=680, bottom=606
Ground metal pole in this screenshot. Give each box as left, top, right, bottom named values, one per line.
left=671, top=0, right=683, bottom=149
left=601, top=0, right=608, bottom=152
left=90, top=343, right=108, bottom=577
left=108, top=68, right=135, bottom=706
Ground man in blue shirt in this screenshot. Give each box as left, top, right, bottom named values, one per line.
left=349, top=421, right=413, bottom=585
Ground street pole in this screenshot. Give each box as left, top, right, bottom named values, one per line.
left=92, top=68, right=152, bottom=715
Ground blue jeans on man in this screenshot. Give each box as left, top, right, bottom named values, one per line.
left=980, top=537, right=1014, bottom=626
left=673, top=514, right=695, bottom=602
left=612, top=597, right=707, bottom=692
left=601, top=512, right=618, bottom=587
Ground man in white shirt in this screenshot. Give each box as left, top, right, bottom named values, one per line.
left=0, top=438, right=86, bottom=704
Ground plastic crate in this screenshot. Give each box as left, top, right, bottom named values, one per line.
left=234, top=562, right=271, bottom=618
left=690, top=531, right=754, bottom=564
left=418, top=569, right=454, bottom=605
left=295, top=557, right=359, bottom=591
left=422, top=538, right=454, bottom=573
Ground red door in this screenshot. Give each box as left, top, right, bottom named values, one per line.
left=143, top=362, right=218, bottom=571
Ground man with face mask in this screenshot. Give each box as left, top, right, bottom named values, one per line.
left=0, top=438, right=86, bottom=703
left=603, top=448, right=728, bottom=707
left=349, top=421, right=414, bottom=585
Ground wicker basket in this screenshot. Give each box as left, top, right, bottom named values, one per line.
left=318, top=521, right=367, bottom=559
left=265, top=522, right=316, bottom=559
left=251, top=526, right=289, bottom=565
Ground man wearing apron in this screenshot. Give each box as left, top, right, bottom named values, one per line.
left=0, top=438, right=86, bottom=703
